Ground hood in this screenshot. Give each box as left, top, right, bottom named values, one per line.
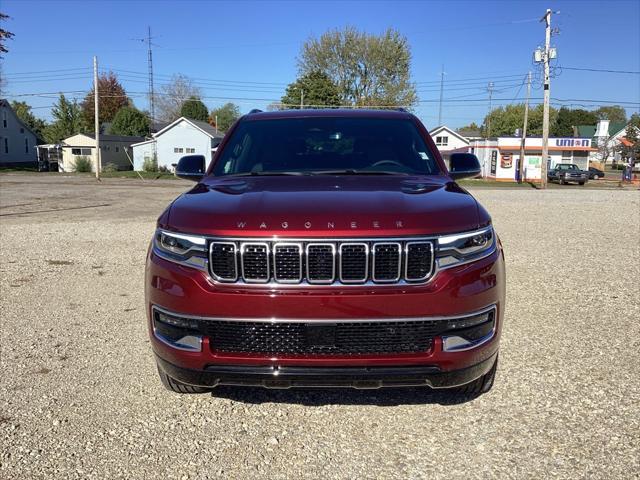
left=164, top=176, right=487, bottom=237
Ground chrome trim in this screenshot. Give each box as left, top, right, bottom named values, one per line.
left=338, top=242, right=369, bottom=283
left=152, top=303, right=497, bottom=325
left=240, top=242, right=270, bottom=283
left=152, top=245, right=209, bottom=272
left=305, top=243, right=336, bottom=284
left=209, top=241, right=238, bottom=282
left=273, top=242, right=303, bottom=284
left=404, top=241, right=435, bottom=282
left=372, top=242, right=402, bottom=283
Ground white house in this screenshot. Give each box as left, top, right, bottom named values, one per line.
left=428, top=125, right=470, bottom=152
left=59, top=133, right=144, bottom=172
left=131, top=117, right=224, bottom=171
left=469, top=136, right=596, bottom=182
left=0, top=99, right=39, bottom=167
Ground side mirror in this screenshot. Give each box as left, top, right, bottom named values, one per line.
left=176, top=155, right=206, bottom=182
left=449, top=153, right=481, bottom=180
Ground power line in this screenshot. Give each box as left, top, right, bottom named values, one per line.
left=560, top=66, right=640, bottom=75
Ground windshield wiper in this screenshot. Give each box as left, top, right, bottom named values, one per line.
left=310, top=169, right=410, bottom=176
left=228, top=171, right=310, bottom=177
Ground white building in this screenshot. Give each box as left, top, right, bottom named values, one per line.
left=0, top=99, right=39, bottom=167
left=468, top=136, right=596, bottom=182
left=59, top=133, right=144, bottom=172
left=428, top=126, right=470, bottom=155
left=131, top=117, right=224, bottom=171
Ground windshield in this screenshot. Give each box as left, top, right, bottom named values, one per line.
left=211, top=117, right=441, bottom=176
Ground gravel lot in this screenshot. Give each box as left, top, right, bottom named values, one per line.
left=1, top=173, right=639, bottom=479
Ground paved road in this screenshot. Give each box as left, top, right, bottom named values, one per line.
left=1, top=173, right=639, bottom=479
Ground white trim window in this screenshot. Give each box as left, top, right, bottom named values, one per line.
left=71, top=148, right=92, bottom=156
left=174, top=147, right=184, bottom=153
left=25, top=138, right=29, bottom=154
left=186, top=147, right=196, bottom=153
left=435, top=136, right=449, bottom=146
left=2, top=111, right=7, bottom=128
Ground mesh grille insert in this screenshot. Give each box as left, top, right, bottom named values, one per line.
left=373, top=243, right=401, bottom=281
left=210, top=242, right=237, bottom=280
left=307, top=244, right=335, bottom=283
left=274, top=244, right=302, bottom=282
left=406, top=243, right=434, bottom=280
left=340, top=244, right=368, bottom=282
left=241, top=244, right=269, bottom=282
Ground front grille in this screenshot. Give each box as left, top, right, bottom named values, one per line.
left=203, top=320, right=438, bottom=355
left=210, top=238, right=435, bottom=285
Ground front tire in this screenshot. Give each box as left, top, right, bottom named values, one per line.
left=450, top=355, right=498, bottom=398
left=157, top=364, right=210, bottom=394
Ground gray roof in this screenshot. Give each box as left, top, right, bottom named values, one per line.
left=84, top=133, right=145, bottom=143
left=190, top=119, right=224, bottom=138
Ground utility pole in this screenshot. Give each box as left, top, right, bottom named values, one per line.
left=519, top=71, right=532, bottom=183
left=93, top=56, right=101, bottom=179
left=146, top=26, right=156, bottom=125
left=486, top=82, right=494, bottom=138
left=540, top=9, right=552, bottom=189
left=438, top=65, right=445, bottom=125
left=300, top=88, right=304, bottom=109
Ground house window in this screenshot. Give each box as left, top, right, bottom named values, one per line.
left=25, top=138, right=29, bottom=154
left=115, top=146, right=119, bottom=153
left=72, top=148, right=92, bottom=156
left=435, top=136, right=449, bottom=146
left=4, top=138, right=8, bottom=153
left=2, top=111, right=7, bottom=128
left=186, top=147, right=195, bottom=153
left=20, top=128, right=24, bottom=134
left=174, top=147, right=184, bottom=153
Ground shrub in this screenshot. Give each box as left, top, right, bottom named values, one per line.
left=142, top=157, right=158, bottom=172
left=74, top=156, right=93, bottom=172
left=103, top=162, right=118, bottom=172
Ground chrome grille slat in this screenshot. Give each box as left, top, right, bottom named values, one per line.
left=209, top=238, right=435, bottom=285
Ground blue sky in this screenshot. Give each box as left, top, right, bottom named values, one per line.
left=2, top=0, right=639, bottom=129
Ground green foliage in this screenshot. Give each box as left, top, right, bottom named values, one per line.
left=552, top=107, right=598, bottom=136
left=299, top=26, right=417, bottom=108
left=74, top=156, right=93, bottom=173
left=11, top=101, right=47, bottom=139
left=110, top=106, right=150, bottom=136
left=594, top=105, right=627, bottom=124
left=616, top=113, right=640, bottom=162
left=482, top=104, right=558, bottom=137
left=281, top=71, right=341, bottom=108
left=0, top=12, right=14, bottom=57
left=210, top=103, right=240, bottom=132
left=44, top=94, right=87, bottom=144
left=142, top=156, right=158, bottom=172
left=102, top=162, right=118, bottom=172
left=180, top=97, right=209, bottom=122
left=82, top=72, right=130, bottom=129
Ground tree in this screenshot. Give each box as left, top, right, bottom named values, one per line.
left=0, top=12, right=14, bottom=57
left=482, top=104, right=558, bottom=137
left=616, top=113, right=640, bottom=163
left=180, top=96, right=209, bottom=121
left=298, top=26, right=417, bottom=108
left=552, top=107, right=598, bottom=137
left=594, top=105, right=627, bottom=124
left=110, top=106, right=150, bottom=137
left=281, top=71, right=341, bottom=109
left=11, top=101, right=47, bottom=140
left=81, top=72, right=129, bottom=129
left=155, top=74, right=202, bottom=122
left=44, top=94, right=86, bottom=144
left=457, top=122, right=481, bottom=133
left=209, top=103, right=240, bottom=132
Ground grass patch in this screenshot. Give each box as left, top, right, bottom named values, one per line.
left=99, top=170, right=179, bottom=180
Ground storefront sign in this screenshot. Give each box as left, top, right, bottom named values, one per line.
left=527, top=156, right=541, bottom=166
left=555, top=138, right=590, bottom=147
left=490, top=151, right=497, bottom=175
left=501, top=153, right=512, bottom=168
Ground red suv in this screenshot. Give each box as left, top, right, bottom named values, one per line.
left=146, top=109, right=505, bottom=396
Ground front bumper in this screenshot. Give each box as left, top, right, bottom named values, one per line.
left=156, top=352, right=498, bottom=389
left=146, top=242, right=505, bottom=386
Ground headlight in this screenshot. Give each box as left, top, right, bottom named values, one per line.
left=436, top=226, right=496, bottom=268
left=152, top=229, right=208, bottom=271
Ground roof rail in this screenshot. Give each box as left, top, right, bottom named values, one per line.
left=248, top=109, right=263, bottom=114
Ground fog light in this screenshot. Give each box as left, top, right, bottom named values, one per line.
left=153, top=309, right=202, bottom=352
left=442, top=309, right=496, bottom=352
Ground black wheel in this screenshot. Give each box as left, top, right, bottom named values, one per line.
left=559, top=177, right=565, bottom=185
left=157, top=364, right=210, bottom=394
left=450, top=355, right=498, bottom=398
left=579, top=182, right=585, bottom=186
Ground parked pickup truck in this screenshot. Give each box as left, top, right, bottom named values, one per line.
left=548, top=163, right=589, bottom=185
left=145, top=109, right=505, bottom=398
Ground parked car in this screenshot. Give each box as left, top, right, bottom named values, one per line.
left=146, top=109, right=505, bottom=397
left=548, top=163, right=588, bottom=185
left=588, top=167, right=605, bottom=180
